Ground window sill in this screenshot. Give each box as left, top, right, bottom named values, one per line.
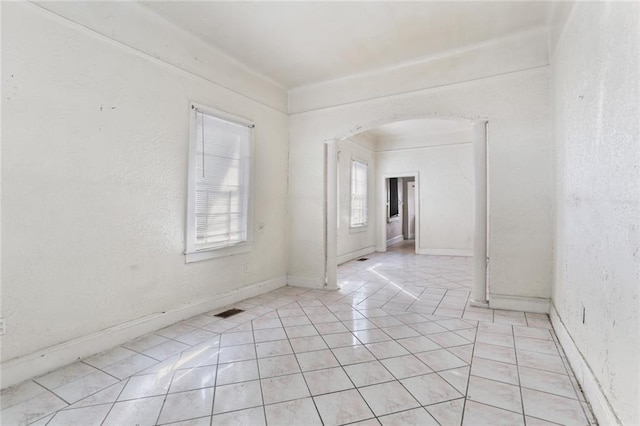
left=185, top=242, right=252, bottom=263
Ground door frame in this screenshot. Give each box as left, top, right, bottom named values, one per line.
left=377, top=172, right=420, bottom=253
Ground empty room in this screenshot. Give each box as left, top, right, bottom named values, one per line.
left=1, top=1, right=638, bottom=425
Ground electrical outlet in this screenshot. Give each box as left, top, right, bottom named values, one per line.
left=243, top=263, right=249, bottom=273
left=0, top=318, right=6, bottom=335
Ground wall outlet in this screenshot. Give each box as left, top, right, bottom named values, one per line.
left=0, top=318, right=6, bottom=335
left=243, top=263, right=249, bottom=273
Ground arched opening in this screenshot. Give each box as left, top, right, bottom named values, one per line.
left=324, top=116, right=488, bottom=307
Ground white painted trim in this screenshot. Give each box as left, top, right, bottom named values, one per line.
left=337, top=246, right=376, bottom=265
left=550, top=304, right=622, bottom=426
left=489, top=294, right=550, bottom=314
left=324, top=140, right=339, bottom=290
left=386, top=235, right=404, bottom=247
left=416, top=248, right=473, bottom=257
left=0, top=276, right=286, bottom=389
left=287, top=275, right=325, bottom=289
left=289, top=28, right=549, bottom=114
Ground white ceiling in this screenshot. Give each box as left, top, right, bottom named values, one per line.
left=142, top=1, right=553, bottom=89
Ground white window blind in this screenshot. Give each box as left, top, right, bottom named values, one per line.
left=192, top=109, right=251, bottom=251
left=350, top=159, right=368, bottom=227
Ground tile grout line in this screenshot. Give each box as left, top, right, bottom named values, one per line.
left=459, top=317, right=482, bottom=425
left=512, top=324, right=528, bottom=426
left=98, top=376, right=131, bottom=426
left=280, top=302, right=326, bottom=425
left=250, top=313, right=269, bottom=425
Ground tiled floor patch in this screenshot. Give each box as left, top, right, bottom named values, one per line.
left=0, top=241, right=595, bottom=425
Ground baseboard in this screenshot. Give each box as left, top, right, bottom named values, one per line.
left=550, top=304, right=622, bottom=426
left=415, top=248, right=473, bottom=256
left=489, top=294, right=550, bottom=314
left=336, top=246, right=376, bottom=265
left=386, top=235, right=404, bottom=247
left=287, top=275, right=325, bottom=289
left=0, top=276, right=286, bottom=389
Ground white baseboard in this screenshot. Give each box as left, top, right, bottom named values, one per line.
left=415, top=248, right=473, bottom=256
left=336, top=246, right=376, bottom=265
left=550, top=304, right=622, bottom=426
left=286, top=275, right=325, bottom=289
left=1, top=276, right=286, bottom=389
left=386, top=235, right=404, bottom=247
left=489, top=294, right=550, bottom=314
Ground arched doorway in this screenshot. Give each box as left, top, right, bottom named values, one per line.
left=324, top=117, right=488, bottom=308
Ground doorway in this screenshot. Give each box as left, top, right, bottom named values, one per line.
left=383, top=174, right=419, bottom=253
left=324, top=119, right=488, bottom=308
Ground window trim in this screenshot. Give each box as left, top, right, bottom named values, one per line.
left=184, top=102, right=255, bottom=263
left=349, top=158, right=368, bottom=229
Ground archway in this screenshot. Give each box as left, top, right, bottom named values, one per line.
left=323, top=116, right=488, bottom=308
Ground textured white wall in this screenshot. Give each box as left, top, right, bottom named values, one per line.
left=377, top=144, right=473, bottom=255
left=336, top=137, right=376, bottom=261
left=289, top=67, right=553, bottom=300
left=551, top=2, right=640, bottom=424
left=1, top=3, right=289, bottom=362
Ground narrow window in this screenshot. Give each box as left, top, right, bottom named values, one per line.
left=185, top=104, right=253, bottom=262
left=350, top=159, right=368, bottom=227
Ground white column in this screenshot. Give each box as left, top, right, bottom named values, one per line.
left=470, top=121, right=489, bottom=307
left=325, top=140, right=339, bottom=290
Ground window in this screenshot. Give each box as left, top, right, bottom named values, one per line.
left=350, top=159, right=368, bottom=227
left=185, top=104, right=253, bottom=262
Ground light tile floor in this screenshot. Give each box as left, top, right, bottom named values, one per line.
left=1, top=241, right=596, bottom=425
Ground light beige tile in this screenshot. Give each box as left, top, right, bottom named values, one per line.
left=314, top=389, right=375, bottom=426
left=471, top=356, right=519, bottom=385
left=400, top=373, right=462, bottom=405
left=169, top=365, right=216, bottom=393
left=332, top=345, right=376, bottom=365
left=467, top=376, right=523, bottom=413
left=425, top=398, right=465, bottom=426
left=257, top=354, right=301, bottom=378
left=103, top=396, right=164, bottom=426
left=212, top=380, right=262, bottom=414
left=344, top=360, right=395, bottom=387
left=265, top=398, right=322, bottom=426
left=415, top=349, right=467, bottom=371
left=359, top=381, right=420, bottom=416
left=289, top=335, right=329, bottom=353
left=255, top=339, right=293, bottom=358
left=304, top=367, right=354, bottom=396
left=522, top=388, right=588, bottom=426
left=260, top=373, right=310, bottom=404
left=212, top=407, right=265, bottom=426
left=295, top=349, right=340, bottom=372
left=158, top=388, right=214, bottom=424
left=379, top=407, right=439, bottom=426
left=47, top=403, right=111, bottom=426
left=463, top=400, right=524, bottom=425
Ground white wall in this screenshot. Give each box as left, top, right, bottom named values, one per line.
left=289, top=66, right=553, bottom=299
left=1, top=3, right=289, bottom=364
left=551, top=2, right=640, bottom=424
left=377, top=143, right=473, bottom=256
left=336, top=135, right=376, bottom=263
